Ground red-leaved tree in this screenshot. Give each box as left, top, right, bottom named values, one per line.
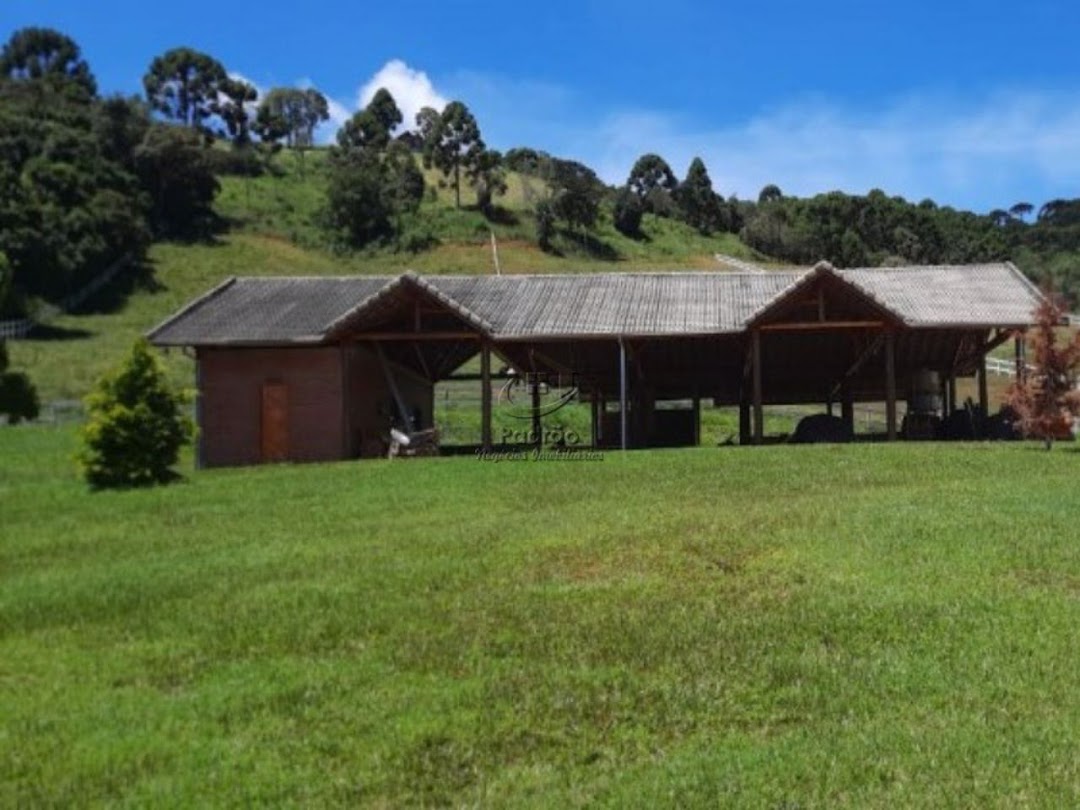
left=1006, top=292, right=1080, bottom=449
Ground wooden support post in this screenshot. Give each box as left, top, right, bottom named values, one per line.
left=480, top=341, right=492, bottom=450
left=695, top=395, right=704, bottom=447
left=752, top=330, right=763, bottom=445
left=739, top=397, right=751, bottom=446
left=885, top=330, right=897, bottom=441
left=841, top=387, right=854, bottom=435
left=826, top=397, right=834, bottom=417
left=597, top=393, right=605, bottom=445
left=590, top=395, right=599, bottom=449
left=531, top=372, right=542, bottom=449
left=978, top=352, right=989, bottom=420
left=947, top=376, right=957, bottom=417
left=618, top=338, right=629, bottom=451
left=1015, top=335, right=1026, bottom=383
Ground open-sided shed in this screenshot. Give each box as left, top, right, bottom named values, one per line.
left=148, top=261, right=1041, bottom=466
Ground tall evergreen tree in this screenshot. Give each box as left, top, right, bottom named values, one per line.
left=427, top=101, right=484, bottom=208
left=627, top=153, right=677, bottom=214
left=0, top=27, right=96, bottom=97
left=676, top=157, right=725, bottom=234
left=0, top=30, right=147, bottom=302
left=366, top=88, right=402, bottom=135
left=142, top=47, right=226, bottom=134
left=216, top=75, right=258, bottom=146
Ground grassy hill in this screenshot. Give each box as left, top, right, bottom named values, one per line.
left=8, top=148, right=763, bottom=403
left=3, top=426, right=1079, bottom=806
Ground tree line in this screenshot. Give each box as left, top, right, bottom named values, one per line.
left=4, top=24, right=1080, bottom=320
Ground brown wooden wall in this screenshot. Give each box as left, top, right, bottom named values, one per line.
left=197, top=347, right=346, bottom=467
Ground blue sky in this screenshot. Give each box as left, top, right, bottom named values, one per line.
left=6, top=0, right=1080, bottom=211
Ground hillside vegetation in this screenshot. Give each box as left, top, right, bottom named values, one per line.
left=8, top=149, right=761, bottom=402
left=3, top=426, right=1080, bottom=806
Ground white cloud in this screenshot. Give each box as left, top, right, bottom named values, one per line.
left=357, top=60, right=448, bottom=132
left=226, top=62, right=1080, bottom=210
left=583, top=91, right=1080, bottom=211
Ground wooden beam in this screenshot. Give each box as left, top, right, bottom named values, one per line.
left=480, top=341, right=492, bottom=450
left=760, top=320, right=885, bottom=332
left=831, top=334, right=885, bottom=400
left=885, top=330, right=897, bottom=441
left=1015, top=334, right=1027, bottom=383
left=375, top=344, right=414, bottom=433
left=752, top=330, right=763, bottom=445
left=446, top=372, right=515, bottom=382
left=977, top=329, right=1014, bottom=357
left=739, top=397, right=751, bottom=445
left=355, top=332, right=480, bottom=341
left=411, top=342, right=431, bottom=381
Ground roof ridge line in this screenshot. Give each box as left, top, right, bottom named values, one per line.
left=410, top=274, right=496, bottom=334
left=321, top=275, right=409, bottom=339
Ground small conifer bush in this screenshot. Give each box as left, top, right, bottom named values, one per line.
left=79, top=339, right=192, bottom=488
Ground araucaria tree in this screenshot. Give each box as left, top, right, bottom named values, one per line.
left=0, top=26, right=96, bottom=97
left=424, top=100, right=483, bottom=208
left=676, top=157, right=725, bottom=234
left=1006, top=292, right=1080, bottom=449
left=255, top=87, right=329, bottom=150
left=216, top=75, right=258, bottom=146
left=627, top=153, right=677, bottom=214
left=143, top=47, right=226, bottom=134
left=79, top=339, right=193, bottom=488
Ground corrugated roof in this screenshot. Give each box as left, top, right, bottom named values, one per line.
left=426, top=273, right=800, bottom=337
left=148, top=276, right=395, bottom=346
left=840, top=263, right=1042, bottom=327
left=147, top=262, right=1042, bottom=347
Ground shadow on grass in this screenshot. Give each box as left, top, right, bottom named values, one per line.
left=23, top=322, right=94, bottom=341
left=70, top=256, right=163, bottom=316
left=483, top=206, right=520, bottom=226
left=561, top=229, right=620, bottom=261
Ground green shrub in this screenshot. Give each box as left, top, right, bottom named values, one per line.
left=0, top=338, right=39, bottom=424
left=613, top=187, right=644, bottom=237
left=535, top=199, right=556, bottom=250
left=78, top=339, right=192, bottom=488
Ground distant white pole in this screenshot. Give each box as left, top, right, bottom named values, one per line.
left=490, top=230, right=501, bottom=276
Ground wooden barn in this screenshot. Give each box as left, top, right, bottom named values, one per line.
left=148, top=261, right=1042, bottom=467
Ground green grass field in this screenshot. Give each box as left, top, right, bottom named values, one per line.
left=3, top=425, right=1079, bottom=806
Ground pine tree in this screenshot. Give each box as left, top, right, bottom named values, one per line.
left=676, top=157, right=724, bottom=234
left=79, top=339, right=193, bottom=487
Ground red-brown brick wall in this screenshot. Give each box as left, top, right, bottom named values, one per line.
left=197, top=347, right=345, bottom=467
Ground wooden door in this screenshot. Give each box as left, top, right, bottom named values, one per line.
left=261, top=381, right=289, bottom=462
